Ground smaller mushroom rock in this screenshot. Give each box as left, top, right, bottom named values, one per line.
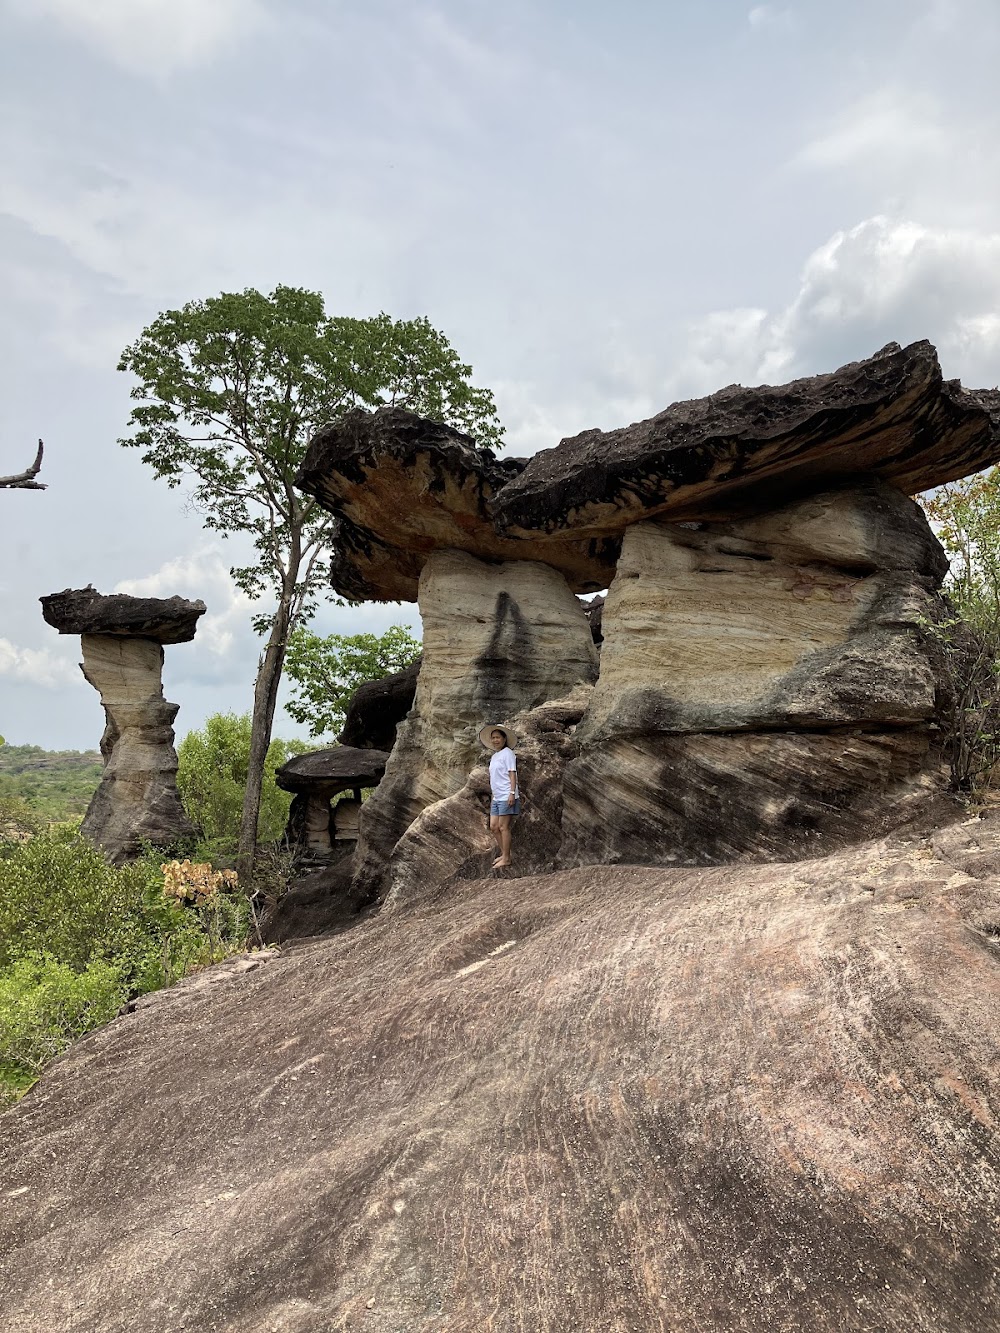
left=294, top=406, right=619, bottom=601
left=491, top=340, right=1000, bottom=538
left=275, top=746, right=389, bottom=859
left=39, top=588, right=206, bottom=862
left=40, top=586, right=205, bottom=643
left=338, top=657, right=421, bottom=751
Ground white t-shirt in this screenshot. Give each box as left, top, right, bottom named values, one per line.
left=489, top=747, right=518, bottom=801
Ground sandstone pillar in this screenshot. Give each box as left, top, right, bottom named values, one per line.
left=352, top=550, right=600, bottom=902
left=40, top=587, right=205, bottom=863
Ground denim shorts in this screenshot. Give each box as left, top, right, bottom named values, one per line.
left=490, top=798, right=521, bottom=817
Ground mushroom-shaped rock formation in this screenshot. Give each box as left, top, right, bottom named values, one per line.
left=491, top=340, right=1000, bottom=537
left=39, top=587, right=205, bottom=863
left=337, top=656, right=421, bottom=752
left=293, top=340, right=1000, bottom=905
left=294, top=406, right=620, bottom=601
left=275, top=746, right=388, bottom=860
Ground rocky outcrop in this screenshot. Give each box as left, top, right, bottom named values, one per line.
left=492, top=340, right=1000, bottom=537
left=287, top=340, right=1000, bottom=903
left=275, top=746, right=388, bottom=861
left=554, top=481, right=950, bottom=867
left=295, top=406, right=619, bottom=600
left=351, top=551, right=599, bottom=902
left=5, top=812, right=1000, bottom=1332
left=40, top=586, right=205, bottom=643
left=39, top=588, right=205, bottom=862
left=338, top=656, right=421, bottom=751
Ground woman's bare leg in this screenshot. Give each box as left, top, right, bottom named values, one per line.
left=495, top=815, right=513, bottom=867
left=489, top=814, right=504, bottom=865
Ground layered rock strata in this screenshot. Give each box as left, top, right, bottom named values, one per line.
left=290, top=340, right=1000, bottom=901
left=40, top=588, right=205, bottom=862
left=351, top=551, right=599, bottom=902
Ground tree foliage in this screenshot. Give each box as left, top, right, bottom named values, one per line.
left=176, top=712, right=307, bottom=856
left=118, top=286, right=501, bottom=870
left=284, top=625, right=422, bottom=740
left=921, top=473, right=1000, bottom=791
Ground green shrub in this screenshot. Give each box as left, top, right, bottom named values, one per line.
left=0, top=832, right=253, bottom=1104
left=0, top=953, right=126, bottom=1097
left=176, top=713, right=307, bottom=858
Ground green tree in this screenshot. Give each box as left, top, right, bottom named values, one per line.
left=922, top=471, right=1000, bottom=631
left=284, top=624, right=422, bottom=740
left=118, top=286, right=501, bottom=874
left=176, top=712, right=307, bottom=857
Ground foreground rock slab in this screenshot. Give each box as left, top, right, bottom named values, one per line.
left=3, top=816, right=999, bottom=1332
left=40, top=587, right=205, bottom=861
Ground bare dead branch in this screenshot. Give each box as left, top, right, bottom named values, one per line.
left=0, top=439, right=46, bottom=490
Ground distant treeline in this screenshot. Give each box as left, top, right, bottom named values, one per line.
left=0, top=745, right=103, bottom=821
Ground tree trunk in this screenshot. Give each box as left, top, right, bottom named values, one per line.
left=236, top=587, right=293, bottom=884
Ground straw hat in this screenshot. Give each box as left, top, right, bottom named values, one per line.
left=478, top=723, right=516, bottom=749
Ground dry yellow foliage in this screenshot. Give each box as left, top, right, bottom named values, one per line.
left=161, top=859, right=238, bottom=904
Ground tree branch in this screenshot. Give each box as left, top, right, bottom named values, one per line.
left=0, top=440, right=46, bottom=490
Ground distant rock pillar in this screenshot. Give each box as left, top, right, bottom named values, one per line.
left=40, top=587, right=206, bottom=863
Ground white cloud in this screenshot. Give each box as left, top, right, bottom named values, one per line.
left=114, top=548, right=255, bottom=660
left=6, top=0, right=265, bottom=77
left=795, top=89, right=950, bottom=172
left=666, top=216, right=1000, bottom=398
left=748, top=5, right=793, bottom=28
left=0, top=638, right=81, bottom=688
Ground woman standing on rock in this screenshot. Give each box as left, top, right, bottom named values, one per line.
left=481, top=725, right=520, bottom=869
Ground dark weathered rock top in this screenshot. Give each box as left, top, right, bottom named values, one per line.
left=490, top=341, right=1000, bottom=536
left=294, top=407, right=620, bottom=601
left=40, top=587, right=206, bottom=644
left=275, top=745, right=390, bottom=794
left=338, top=658, right=420, bottom=752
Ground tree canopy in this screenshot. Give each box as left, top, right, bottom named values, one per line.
left=284, top=625, right=422, bottom=740
left=118, top=286, right=501, bottom=871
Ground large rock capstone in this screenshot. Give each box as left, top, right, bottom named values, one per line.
left=40, top=587, right=205, bottom=862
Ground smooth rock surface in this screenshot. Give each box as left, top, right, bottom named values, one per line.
left=77, top=634, right=194, bottom=862
left=295, top=406, right=619, bottom=600
left=491, top=340, right=1000, bottom=537
left=351, top=551, right=599, bottom=903
left=4, top=814, right=1000, bottom=1332
left=581, top=482, right=944, bottom=741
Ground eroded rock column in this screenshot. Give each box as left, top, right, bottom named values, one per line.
left=352, top=550, right=599, bottom=901
left=40, top=587, right=205, bottom=863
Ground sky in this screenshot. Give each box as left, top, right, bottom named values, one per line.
left=2, top=0, right=1000, bottom=750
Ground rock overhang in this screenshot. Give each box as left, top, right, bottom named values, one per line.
left=294, top=406, right=620, bottom=601
left=489, top=340, right=1000, bottom=537
left=275, top=746, right=390, bottom=796
left=40, top=587, right=206, bottom=644
left=294, top=343, right=1000, bottom=602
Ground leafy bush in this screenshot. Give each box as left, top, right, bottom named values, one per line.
left=176, top=713, right=307, bottom=858
left=284, top=624, right=421, bottom=740
left=0, top=954, right=126, bottom=1096
left=921, top=476, right=1000, bottom=793
left=0, top=831, right=252, bottom=1103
